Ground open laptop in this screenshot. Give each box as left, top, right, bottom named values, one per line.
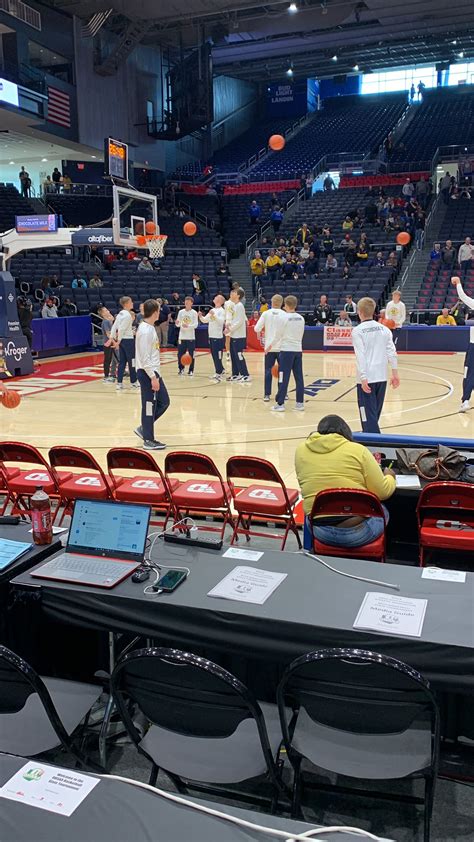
left=31, top=499, right=151, bottom=588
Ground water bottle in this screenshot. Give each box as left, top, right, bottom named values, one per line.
left=30, top=486, right=53, bottom=545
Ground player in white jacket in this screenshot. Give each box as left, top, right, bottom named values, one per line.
left=110, top=295, right=139, bottom=391
left=255, top=294, right=287, bottom=401
left=135, top=299, right=170, bottom=450
left=352, top=297, right=400, bottom=433
left=451, top=275, right=474, bottom=411
left=225, top=287, right=250, bottom=381
left=199, top=294, right=225, bottom=380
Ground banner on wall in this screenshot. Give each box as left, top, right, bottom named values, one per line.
left=265, top=80, right=307, bottom=117
left=323, top=326, right=353, bottom=348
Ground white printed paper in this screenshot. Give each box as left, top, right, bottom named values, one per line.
left=208, top=565, right=286, bottom=604
left=353, top=592, right=427, bottom=638
left=395, top=475, right=421, bottom=489
left=422, top=567, right=466, bottom=583
left=222, top=547, right=263, bottom=562
left=0, top=762, right=99, bottom=816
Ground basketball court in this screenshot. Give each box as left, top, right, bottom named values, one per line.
left=3, top=348, right=472, bottom=487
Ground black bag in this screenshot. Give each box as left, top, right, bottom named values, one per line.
left=396, top=445, right=466, bottom=483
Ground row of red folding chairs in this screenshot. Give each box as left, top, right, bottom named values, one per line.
left=0, top=442, right=302, bottom=550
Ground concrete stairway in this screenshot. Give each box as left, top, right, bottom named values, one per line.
left=400, top=195, right=447, bottom=311
left=227, top=253, right=253, bottom=306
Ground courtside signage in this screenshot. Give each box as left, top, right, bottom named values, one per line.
left=15, top=215, right=58, bottom=233
left=323, top=326, right=353, bottom=348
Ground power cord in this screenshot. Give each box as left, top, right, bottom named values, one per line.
left=298, top=549, right=400, bottom=591
left=100, top=773, right=393, bottom=842
left=142, top=517, right=194, bottom=595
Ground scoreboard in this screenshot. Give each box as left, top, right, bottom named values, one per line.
left=104, top=137, right=128, bottom=181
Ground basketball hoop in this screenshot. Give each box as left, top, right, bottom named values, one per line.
left=146, top=234, right=167, bottom=259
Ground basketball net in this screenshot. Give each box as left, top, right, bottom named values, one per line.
left=146, top=234, right=167, bottom=259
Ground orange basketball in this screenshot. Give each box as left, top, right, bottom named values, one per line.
left=145, top=220, right=157, bottom=234
left=181, top=352, right=192, bottom=366
left=1, top=388, right=21, bottom=409
left=382, top=318, right=396, bottom=330
left=136, top=234, right=147, bottom=246
left=183, top=221, right=197, bottom=236
left=271, top=363, right=279, bottom=378
left=396, top=231, right=410, bottom=246
left=269, top=134, right=285, bottom=151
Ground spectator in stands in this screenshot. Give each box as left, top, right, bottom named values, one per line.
left=170, top=291, right=182, bottom=309
left=296, top=223, right=312, bottom=245
left=270, top=192, right=280, bottom=207
left=417, top=80, right=426, bottom=100
left=192, top=273, right=207, bottom=304
left=441, top=239, right=456, bottom=268
left=156, top=298, right=170, bottom=348
left=414, top=211, right=425, bottom=250
left=344, top=294, right=357, bottom=321
left=89, top=273, right=103, bottom=288
left=430, top=242, right=442, bottom=262
left=458, top=237, right=474, bottom=271
left=370, top=251, right=385, bottom=268
left=436, top=308, right=457, bottom=326
left=127, top=249, right=139, bottom=261
left=62, top=174, right=72, bottom=192
left=17, top=296, right=33, bottom=348
left=137, top=256, right=153, bottom=272
left=217, top=261, right=232, bottom=289
left=325, top=254, right=337, bottom=273
left=58, top=298, right=76, bottom=317
left=281, top=257, right=296, bottom=281
left=42, top=175, right=52, bottom=195
left=342, top=216, right=354, bottom=231
left=440, top=172, right=451, bottom=204
left=265, top=248, right=282, bottom=283
left=249, top=200, right=261, bottom=225
left=295, top=414, right=395, bottom=546
left=305, top=174, right=314, bottom=199
left=409, top=82, right=415, bottom=102
left=99, top=305, right=118, bottom=382
left=42, top=298, right=58, bottom=319
left=405, top=197, right=418, bottom=217
left=450, top=301, right=466, bottom=326
left=72, top=275, right=87, bottom=289
left=250, top=250, right=265, bottom=296
left=19, top=166, right=31, bottom=198
left=305, top=250, right=319, bottom=279
left=270, top=206, right=284, bottom=233
left=402, top=178, right=414, bottom=199
left=299, top=242, right=310, bottom=261
left=385, top=290, right=406, bottom=327
left=356, top=240, right=369, bottom=263
left=386, top=251, right=398, bottom=269
left=416, top=176, right=429, bottom=210
left=345, top=238, right=357, bottom=266
left=313, top=295, right=333, bottom=325
left=323, top=174, right=335, bottom=191
left=52, top=167, right=62, bottom=193
left=335, top=310, right=352, bottom=327
left=259, top=296, right=269, bottom=314
left=321, top=228, right=334, bottom=256
left=364, top=197, right=378, bottom=225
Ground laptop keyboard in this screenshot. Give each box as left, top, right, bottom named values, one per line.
left=47, top=556, right=130, bottom=579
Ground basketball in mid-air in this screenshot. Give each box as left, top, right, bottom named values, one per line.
left=183, top=221, right=197, bottom=236
left=269, top=134, right=285, bottom=151
left=136, top=234, right=147, bottom=246
left=145, top=220, right=157, bottom=234
left=382, top=318, right=396, bottom=330
left=271, top=362, right=279, bottom=378
left=181, top=352, right=192, bottom=366
left=1, top=388, right=21, bottom=409
left=396, top=231, right=410, bottom=246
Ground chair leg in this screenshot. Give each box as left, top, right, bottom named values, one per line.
left=291, top=758, right=304, bottom=819
left=98, top=693, right=115, bottom=770
left=423, top=775, right=435, bottom=842
left=149, top=764, right=159, bottom=787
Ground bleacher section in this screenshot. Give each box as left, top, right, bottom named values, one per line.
left=0, top=185, right=37, bottom=231
left=415, top=259, right=474, bottom=313
left=390, top=90, right=474, bottom=170
left=249, top=95, right=407, bottom=181
left=438, top=193, right=474, bottom=242
left=222, top=190, right=295, bottom=255
left=10, top=250, right=227, bottom=318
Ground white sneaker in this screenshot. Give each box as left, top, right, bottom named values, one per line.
left=188, top=372, right=194, bottom=377
left=271, top=404, right=285, bottom=412
left=178, top=370, right=184, bottom=376
left=240, top=376, right=252, bottom=383
left=459, top=400, right=471, bottom=413
left=295, top=403, right=305, bottom=411
left=227, top=375, right=242, bottom=382
left=264, top=395, right=270, bottom=402
left=116, top=383, right=124, bottom=390
left=106, top=376, right=115, bottom=383
left=130, top=382, right=140, bottom=389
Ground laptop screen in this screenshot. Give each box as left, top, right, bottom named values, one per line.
left=67, top=499, right=151, bottom=561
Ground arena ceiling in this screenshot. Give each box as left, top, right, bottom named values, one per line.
left=40, top=0, right=474, bottom=80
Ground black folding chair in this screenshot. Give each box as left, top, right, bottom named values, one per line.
left=277, top=647, right=440, bottom=841
left=110, top=646, right=288, bottom=807
left=0, top=645, right=103, bottom=770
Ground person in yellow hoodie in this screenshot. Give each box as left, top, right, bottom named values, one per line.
left=295, top=414, right=396, bottom=548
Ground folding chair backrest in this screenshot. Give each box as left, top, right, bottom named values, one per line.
left=311, top=488, right=385, bottom=521
left=112, top=648, right=262, bottom=739
left=227, top=456, right=284, bottom=486
left=49, top=446, right=103, bottom=473
left=164, top=451, right=220, bottom=479
left=0, top=441, right=49, bottom=468
left=107, top=448, right=163, bottom=475
left=278, top=649, right=437, bottom=738
left=417, top=481, right=474, bottom=519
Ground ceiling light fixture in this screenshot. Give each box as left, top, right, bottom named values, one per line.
left=9, top=161, right=14, bottom=165
left=458, top=51, right=464, bottom=58
left=41, top=158, right=48, bottom=162
left=286, top=66, right=294, bottom=76
left=353, top=64, right=359, bottom=71
left=332, top=54, right=338, bottom=61
left=288, top=2, right=297, bottom=11
left=91, top=155, right=97, bottom=158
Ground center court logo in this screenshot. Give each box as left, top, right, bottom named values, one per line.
left=303, top=378, right=339, bottom=397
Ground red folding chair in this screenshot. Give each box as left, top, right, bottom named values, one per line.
left=49, top=446, right=113, bottom=525
left=107, top=447, right=176, bottom=528
left=309, top=489, right=387, bottom=563
left=164, top=452, right=234, bottom=540
left=416, top=481, right=474, bottom=567
left=226, top=456, right=301, bottom=550
left=0, top=442, right=63, bottom=520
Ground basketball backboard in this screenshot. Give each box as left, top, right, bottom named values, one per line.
left=112, top=185, right=159, bottom=248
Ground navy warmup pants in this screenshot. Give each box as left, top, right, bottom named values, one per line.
left=275, top=351, right=304, bottom=405
left=357, top=381, right=387, bottom=433
left=230, top=337, right=249, bottom=377
left=264, top=351, right=279, bottom=398
left=118, top=337, right=136, bottom=384
left=178, top=339, right=195, bottom=373
left=209, top=337, right=225, bottom=375
left=137, top=370, right=170, bottom=442
left=462, top=342, right=474, bottom=402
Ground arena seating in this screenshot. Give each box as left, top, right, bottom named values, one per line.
left=415, top=258, right=474, bottom=312
left=389, top=89, right=474, bottom=170
left=0, top=185, right=37, bottom=231
left=438, top=194, right=474, bottom=242
left=222, top=190, right=295, bottom=255
left=249, top=94, right=407, bottom=181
